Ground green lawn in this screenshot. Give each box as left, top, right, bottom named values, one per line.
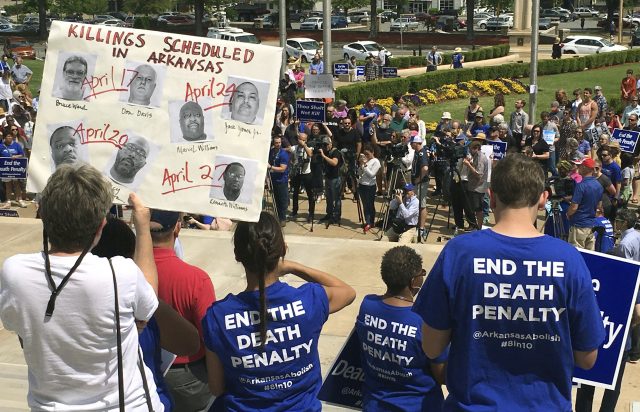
left=416, top=62, right=635, bottom=124
left=24, top=58, right=44, bottom=96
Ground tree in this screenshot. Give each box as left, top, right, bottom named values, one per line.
left=332, top=0, right=368, bottom=15
left=368, top=0, right=377, bottom=38
left=123, top=0, right=173, bottom=15
left=466, top=0, right=475, bottom=41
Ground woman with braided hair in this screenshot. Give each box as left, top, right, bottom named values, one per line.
left=202, top=211, right=355, bottom=411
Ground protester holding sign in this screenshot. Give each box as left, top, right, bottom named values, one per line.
left=356, top=246, right=446, bottom=411
left=202, top=211, right=355, bottom=411
left=0, top=130, right=26, bottom=208
left=415, top=154, right=605, bottom=411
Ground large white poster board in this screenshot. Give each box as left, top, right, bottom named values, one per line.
left=28, top=22, right=282, bottom=221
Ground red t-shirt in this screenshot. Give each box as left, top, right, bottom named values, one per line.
left=153, top=247, right=216, bottom=364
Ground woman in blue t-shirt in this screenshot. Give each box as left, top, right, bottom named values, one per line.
left=356, top=246, right=446, bottom=412
left=202, top=211, right=356, bottom=412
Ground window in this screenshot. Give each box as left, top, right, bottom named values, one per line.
left=439, top=0, right=454, bottom=10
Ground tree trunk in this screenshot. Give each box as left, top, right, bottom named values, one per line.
left=38, top=0, right=47, bottom=41
left=466, top=0, right=475, bottom=42
left=195, top=0, right=204, bottom=36
left=369, top=0, right=377, bottom=39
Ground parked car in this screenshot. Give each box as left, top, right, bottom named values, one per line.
left=331, top=15, right=348, bottom=28
left=300, top=17, right=323, bottom=30
left=289, top=11, right=308, bottom=22
left=286, top=37, right=320, bottom=63
left=4, top=36, right=35, bottom=59
left=539, top=17, right=554, bottom=30
left=100, top=18, right=124, bottom=27
left=473, top=12, right=493, bottom=25
left=124, top=16, right=135, bottom=27
left=485, top=16, right=512, bottom=31
left=207, top=27, right=260, bottom=44
left=540, top=9, right=570, bottom=22
left=379, top=10, right=397, bottom=22
left=254, top=14, right=277, bottom=28
left=597, top=16, right=632, bottom=29
left=551, top=7, right=576, bottom=20
left=342, top=41, right=392, bottom=61
left=348, top=11, right=368, bottom=23
left=574, top=7, right=599, bottom=18
left=92, top=14, right=114, bottom=24
left=562, top=35, right=628, bottom=54
left=390, top=17, right=418, bottom=31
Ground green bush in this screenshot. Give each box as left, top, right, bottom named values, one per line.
left=384, top=44, right=509, bottom=70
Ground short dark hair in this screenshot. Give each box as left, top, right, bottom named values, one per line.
left=380, top=246, right=423, bottom=294
left=92, top=217, right=136, bottom=259
left=491, top=154, right=545, bottom=208
left=617, top=208, right=637, bottom=229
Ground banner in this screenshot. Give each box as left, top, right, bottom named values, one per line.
left=304, top=74, right=334, bottom=98
left=295, top=100, right=325, bottom=123
left=382, top=67, right=398, bottom=78
left=491, top=141, right=507, bottom=160
left=0, top=158, right=28, bottom=179
left=611, top=128, right=639, bottom=154
left=334, top=63, right=349, bottom=75
left=318, top=328, right=363, bottom=410
left=26, top=21, right=283, bottom=222
left=573, top=250, right=640, bottom=389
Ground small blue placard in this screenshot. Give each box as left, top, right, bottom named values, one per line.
left=318, top=328, right=363, bottom=409
left=0, top=209, right=19, bottom=217
left=334, top=63, right=349, bottom=75
left=382, top=67, right=398, bottom=78
left=0, top=157, right=28, bottom=179
left=296, top=100, right=326, bottom=123
left=492, top=141, right=507, bottom=160
left=611, top=128, right=640, bottom=153
left=573, top=250, right=640, bottom=389
left=356, top=66, right=365, bottom=76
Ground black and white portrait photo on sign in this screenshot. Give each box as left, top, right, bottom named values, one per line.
left=119, top=61, right=165, bottom=108
left=51, top=52, right=97, bottom=101
left=48, top=123, right=89, bottom=170
left=169, top=99, right=215, bottom=143
left=209, top=155, right=257, bottom=204
left=105, top=134, right=158, bottom=191
left=220, top=76, right=269, bottom=126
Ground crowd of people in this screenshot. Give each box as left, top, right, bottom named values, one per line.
left=0, top=56, right=37, bottom=209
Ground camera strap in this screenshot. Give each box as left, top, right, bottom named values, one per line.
left=42, top=230, right=92, bottom=318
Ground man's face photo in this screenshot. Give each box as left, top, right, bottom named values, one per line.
left=128, top=65, right=157, bottom=105
left=111, top=137, right=149, bottom=184
left=50, top=127, right=80, bottom=168
left=224, top=163, right=245, bottom=194
left=62, top=58, right=86, bottom=97
left=230, top=82, right=259, bottom=124
left=180, top=102, right=206, bottom=141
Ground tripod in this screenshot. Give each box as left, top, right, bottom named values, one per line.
left=542, top=198, right=568, bottom=241
left=338, top=154, right=363, bottom=228
left=263, top=172, right=278, bottom=218
left=376, top=161, right=409, bottom=239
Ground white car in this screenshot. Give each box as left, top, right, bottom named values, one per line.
left=342, top=41, right=392, bottom=61
left=562, top=36, right=628, bottom=54
left=100, top=19, right=124, bottom=27
left=390, top=18, right=418, bottom=31
left=286, top=37, right=320, bottom=63
left=574, top=7, right=599, bottom=18
left=300, top=17, right=323, bottom=30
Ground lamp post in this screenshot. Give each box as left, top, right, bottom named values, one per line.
left=529, top=0, right=540, bottom=122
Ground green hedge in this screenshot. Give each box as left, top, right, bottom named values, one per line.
left=337, top=48, right=640, bottom=106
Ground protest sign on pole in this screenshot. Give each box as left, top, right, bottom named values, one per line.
left=573, top=250, right=640, bottom=389
left=296, top=100, right=325, bottom=123
left=0, top=158, right=28, bottom=179
left=381, top=67, right=398, bottom=78
left=304, top=74, right=335, bottom=98
left=611, top=128, right=639, bottom=154
left=491, top=141, right=507, bottom=160
left=318, top=328, right=363, bottom=410
left=333, top=63, right=348, bottom=75
left=27, top=21, right=283, bottom=222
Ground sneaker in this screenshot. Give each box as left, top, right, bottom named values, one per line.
left=18, top=200, right=27, bottom=208
left=10, top=200, right=20, bottom=207
left=0, top=201, right=10, bottom=209
left=363, top=224, right=371, bottom=234
left=290, top=212, right=298, bottom=219
left=453, top=227, right=461, bottom=237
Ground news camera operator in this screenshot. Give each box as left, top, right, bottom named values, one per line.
left=383, top=183, right=420, bottom=243
left=410, top=136, right=430, bottom=240
left=429, top=126, right=457, bottom=197
left=372, top=122, right=409, bottom=193
left=335, top=117, right=362, bottom=197
left=449, top=135, right=476, bottom=234
left=543, top=160, right=576, bottom=238
left=308, top=122, right=332, bottom=203
left=461, top=140, right=489, bottom=230
left=317, top=136, right=343, bottom=226
left=289, top=132, right=315, bottom=223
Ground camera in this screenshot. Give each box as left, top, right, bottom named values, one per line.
left=546, top=177, right=574, bottom=199
left=439, top=139, right=466, bottom=163
left=309, top=137, right=329, bottom=155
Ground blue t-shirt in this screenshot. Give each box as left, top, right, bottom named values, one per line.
left=469, top=124, right=489, bottom=137
left=0, top=142, right=24, bottom=157
left=139, top=317, right=173, bottom=412
left=452, top=53, right=463, bottom=69
left=413, top=229, right=605, bottom=412
left=356, top=295, right=445, bottom=412
left=594, top=216, right=615, bottom=253
left=570, top=176, right=603, bottom=228
left=269, top=148, right=290, bottom=184
left=202, top=281, right=329, bottom=412
left=601, top=161, right=622, bottom=186
left=359, top=106, right=380, bottom=140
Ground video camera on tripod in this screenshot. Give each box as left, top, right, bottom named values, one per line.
left=438, top=139, right=466, bottom=165
left=545, top=176, right=575, bottom=200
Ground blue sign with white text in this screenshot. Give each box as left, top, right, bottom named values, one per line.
left=0, top=157, right=27, bottom=179
left=296, top=100, right=326, bottom=123
left=573, top=250, right=640, bottom=389
left=318, top=328, right=363, bottom=410
left=382, top=67, right=398, bottom=78
left=492, top=141, right=507, bottom=160
left=356, top=66, right=365, bottom=77
left=334, top=63, right=349, bottom=75
left=611, top=128, right=640, bottom=153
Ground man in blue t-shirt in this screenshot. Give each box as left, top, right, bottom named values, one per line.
left=599, top=148, right=622, bottom=198
left=414, top=154, right=605, bottom=412
left=567, top=157, right=604, bottom=250
left=593, top=210, right=614, bottom=253
left=269, top=135, right=290, bottom=226
left=0, top=132, right=26, bottom=208
left=358, top=97, right=380, bottom=143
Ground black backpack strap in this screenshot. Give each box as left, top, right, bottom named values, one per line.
left=137, top=347, right=154, bottom=412
left=108, top=258, right=126, bottom=412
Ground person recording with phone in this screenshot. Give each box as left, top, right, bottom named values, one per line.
left=462, top=140, right=489, bottom=229
left=358, top=144, right=381, bottom=233
left=410, top=136, right=430, bottom=240
left=289, top=132, right=315, bottom=223
left=383, top=183, right=419, bottom=243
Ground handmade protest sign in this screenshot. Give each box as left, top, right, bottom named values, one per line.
left=305, top=74, right=334, bottom=98
left=491, top=141, right=507, bottom=160
left=611, top=128, right=639, bottom=154
left=27, top=21, right=282, bottom=222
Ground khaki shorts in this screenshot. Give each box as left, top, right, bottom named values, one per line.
left=568, top=226, right=595, bottom=250
left=415, top=181, right=429, bottom=208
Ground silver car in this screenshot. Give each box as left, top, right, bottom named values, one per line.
left=300, top=17, right=323, bottom=30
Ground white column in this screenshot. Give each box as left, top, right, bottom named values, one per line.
left=513, top=0, right=523, bottom=30
left=523, top=0, right=532, bottom=30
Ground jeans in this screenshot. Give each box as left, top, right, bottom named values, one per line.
left=164, top=360, right=213, bottom=412
left=575, top=353, right=628, bottom=412
left=548, top=150, right=558, bottom=176
left=451, top=180, right=476, bottom=229
left=272, top=181, right=289, bottom=221
left=326, top=176, right=341, bottom=220
left=291, top=173, right=315, bottom=217
left=358, top=183, right=376, bottom=226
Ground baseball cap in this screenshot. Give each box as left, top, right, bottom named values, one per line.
left=455, top=134, right=466, bottom=141
left=150, top=209, right=180, bottom=232
left=574, top=158, right=596, bottom=168
left=441, top=112, right=452, bottom=119
left=594, top=85, right=602, bottom=91
left=322, top=136, right=332, bottom=145
left=403, top=183, right=415, bottom=191
left=475, top=111, right=484, bottom=118
left=411, top=136, right=424, bottom=144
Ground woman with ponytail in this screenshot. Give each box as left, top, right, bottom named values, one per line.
left=202, top=211, right=355, bottom=411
